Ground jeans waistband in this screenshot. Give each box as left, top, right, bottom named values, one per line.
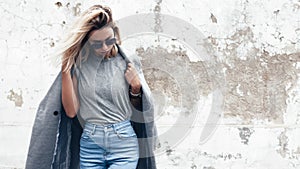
left=84, top=120, right=131, bottom=132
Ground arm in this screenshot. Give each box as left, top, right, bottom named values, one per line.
left=129, top=85, right=143, bottom=111
left=62, top=69, right=79, bottom=118
left=125, top=63, right=143, bottom=110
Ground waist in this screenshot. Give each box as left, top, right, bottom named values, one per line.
left=84, top=119, right=131, bottom=131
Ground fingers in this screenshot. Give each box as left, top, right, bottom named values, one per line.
left=127, top=62, right=133, bottom=67
left=125, top=63, right=140, bottom=86
left=127, top=63, right=133, bottom=70
left=126, top=63, right=135, bottom=73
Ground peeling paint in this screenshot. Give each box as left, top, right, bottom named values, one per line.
left=238, top=127, right=254, bottom=145
left=201, top=151, right=242, bottom=161
left=6, top=89, right=23, bottom=107
left=210, top=13, right=217, bottom=23
left=136, top=46, right=215, bottom=99
left=153, top=0, right=162, bottom=33
left=73, top=3, right=81, bottom=16
left=54, top=2, right=62, bottom=8
left=210, top=26, right=300, bottom=124
left=277, top=129, right=289, bottom=158
left=203, top=167, right=215, bottom=169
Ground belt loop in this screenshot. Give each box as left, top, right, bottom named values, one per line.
left=91, top=124, right=96, bottom=135
left=113, top=124, right=119, bottom=135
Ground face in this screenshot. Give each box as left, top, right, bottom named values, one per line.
left=88, top=26, right=116, bottom=57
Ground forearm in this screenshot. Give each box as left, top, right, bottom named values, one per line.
left=129, top=85, right=142, bottom=111
left=62, top=71, right=79, bottom=118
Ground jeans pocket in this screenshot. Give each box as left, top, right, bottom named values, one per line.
left=115, top=125, right=137, bottom=139
left=80, top=129, right=92, bottom=141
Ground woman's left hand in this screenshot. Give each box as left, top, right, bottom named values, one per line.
left=125, top=63, right=141, bottom=93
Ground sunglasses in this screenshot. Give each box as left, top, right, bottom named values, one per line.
left=90, top=37, right=116, bottom=49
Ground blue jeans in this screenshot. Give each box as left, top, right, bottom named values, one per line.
left=80, top=120, right=139, bottom=169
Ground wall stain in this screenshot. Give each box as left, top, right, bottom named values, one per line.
left=136, top=32, right=300, bottom=125
left=187, top=149, right=242, bottom=161
left=54, top=2, right=62, bottom=8
left=7, top=89, right=23, bottom=107
left=277, top=129, right=289, bottom=158
left=153, top=0, right=162, bottom=33
left=136, top=46, right=219, bottom=117
left=73, top=3, right=81, bottom=16
left=238, top=127, right=254, bottom=145
left=163, top=141, right=181, bottom=166
left=56, top=2, right=81, bottom=16
left=209, top=26, right=300, bottom=124
left=210, top=13, right=217, bottom=23
left=203, top=167, right=215, bottom=169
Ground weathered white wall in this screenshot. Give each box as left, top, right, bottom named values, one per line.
left=0, top=0, right=299, bottom=168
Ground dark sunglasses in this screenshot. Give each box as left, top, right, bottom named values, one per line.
left=90, top=37, right=116, bottom=49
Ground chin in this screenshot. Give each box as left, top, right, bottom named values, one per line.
left=95, top=51, right=106, bottom=57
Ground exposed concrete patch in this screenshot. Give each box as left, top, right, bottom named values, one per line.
left=136, top=46, right=217, bottom=98
left=6, top=89, right=23, bottom=107
left=136, top=35, right=300, bottom=125
left=134, top=45, right=226, bottom=130
left=209, top=26, right=300, bottom=124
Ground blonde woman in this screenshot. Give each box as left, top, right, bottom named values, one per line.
left=26, top=4, right=156, bottom=169
left=61, top=4, right=157, bottom=169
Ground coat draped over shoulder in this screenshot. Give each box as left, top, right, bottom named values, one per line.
left=25, top=46, right=157, bottom=169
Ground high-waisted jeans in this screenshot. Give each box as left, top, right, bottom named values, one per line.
left=80, top=120, right=139, bottom=169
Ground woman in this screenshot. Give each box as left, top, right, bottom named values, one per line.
left=61, top=5, right=156, bottom=169
left=26, top=4, right=156, bottom=169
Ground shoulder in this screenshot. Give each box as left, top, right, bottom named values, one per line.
left=129, top=54, right=141, bottom=66
left=118, top=45, right=142, bottom=66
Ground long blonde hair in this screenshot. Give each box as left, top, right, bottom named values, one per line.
left=60, top=5, right=121, bottom=72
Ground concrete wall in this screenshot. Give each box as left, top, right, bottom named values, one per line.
left=0, top=0, right=299, bottom=168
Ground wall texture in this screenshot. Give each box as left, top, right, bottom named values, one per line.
left=0, top=0, right=299, bottom=168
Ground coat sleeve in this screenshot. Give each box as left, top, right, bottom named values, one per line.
left=25, top=73, right=63, bottom=169
left=25, top=72, right=82, bottom=169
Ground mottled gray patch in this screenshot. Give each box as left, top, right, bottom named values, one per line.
left=72, top=3, right=81, bottom=16
left=210, top=13, right=217, bottom=23
left=203, top=166, right=215, bottom=169
left=277, top=129, right=289, bottom=158
left=238, top=127, right=254, bottom=145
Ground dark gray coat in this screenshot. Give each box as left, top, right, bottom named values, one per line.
left=25, top=46, right=157, bottom=169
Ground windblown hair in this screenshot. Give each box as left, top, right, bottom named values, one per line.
left=60, top=5, right=121, bottom=72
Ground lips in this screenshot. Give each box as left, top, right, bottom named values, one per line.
left=98, top=51, right=108, bottom=56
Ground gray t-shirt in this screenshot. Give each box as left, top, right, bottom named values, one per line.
left=75, top=52, right=132, bottom=126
